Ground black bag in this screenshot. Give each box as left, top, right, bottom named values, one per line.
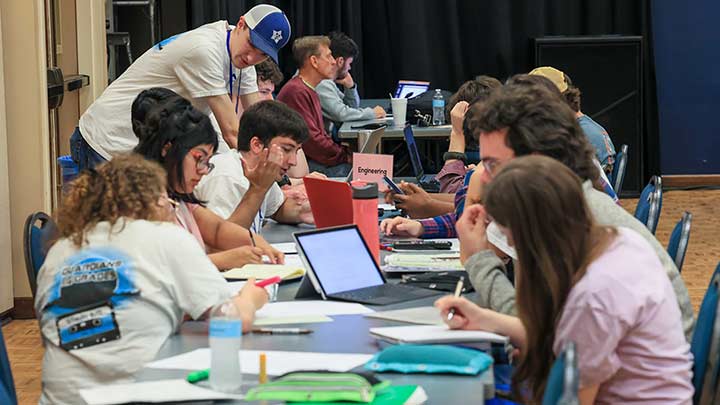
left=400, top=271, right=475, bottom=293
left=405, top=89, right=454, bottom=117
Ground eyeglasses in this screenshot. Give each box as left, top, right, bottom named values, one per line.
left=481, top=159, right=503, bottom=179
left=191, top=151, right=215, bottom=174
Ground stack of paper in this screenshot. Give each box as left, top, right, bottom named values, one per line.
left=364, top=306, right=445, bottom=325
left=383, top=253, right=463, bottom=272
left=369, top=325, right=509, bottom=345
left=79, top=379, right=242, bottom=405
left=223, top=264, right=305, bottom=281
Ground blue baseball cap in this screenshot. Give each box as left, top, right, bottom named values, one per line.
left=244, top=4, right=291, bottom=64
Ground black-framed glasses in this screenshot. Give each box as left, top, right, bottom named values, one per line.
left=190, top=151, right=215, bottom=174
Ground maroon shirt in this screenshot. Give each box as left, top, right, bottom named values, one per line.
left=277, top=77, right=350, bottom=166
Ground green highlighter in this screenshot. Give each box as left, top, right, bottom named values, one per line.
left=186, top=369, right=210, bottom=383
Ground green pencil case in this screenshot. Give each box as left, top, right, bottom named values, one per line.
left=244, top=370, right=391, bottom=403
left=365, top=344, right=493, bottom=375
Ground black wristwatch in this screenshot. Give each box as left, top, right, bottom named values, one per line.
left=277, top=174, right=291, bottom=187
left=443, top=151, right=467, bottom=164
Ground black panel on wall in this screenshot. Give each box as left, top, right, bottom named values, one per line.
left=535, top=36, right=644, bottom=196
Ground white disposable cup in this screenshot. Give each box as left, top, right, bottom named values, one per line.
left=390, top=98, right=408, bottom=128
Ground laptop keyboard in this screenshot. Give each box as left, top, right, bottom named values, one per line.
left=332, top=283, right=439, bottom=305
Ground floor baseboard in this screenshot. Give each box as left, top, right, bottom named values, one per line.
left=664, top=175, right=720, bottom=188
left=12, top=297, right=35, bottom=319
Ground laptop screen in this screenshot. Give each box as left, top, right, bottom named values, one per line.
left=295, top=226, right=384, bottom=295
left=403, top=125, right=424, bottom=178
left=394, top=80, right=430, bottom=99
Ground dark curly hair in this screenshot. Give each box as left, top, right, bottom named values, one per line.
left=254, top=59, right=284, bottom=86
left=57, top=154, right=168, bottom=247
left=466, top=84, right=599, bottom=184
left=449, top=76, right=502, bottom=143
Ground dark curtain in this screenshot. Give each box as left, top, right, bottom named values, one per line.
left=188, top=0, right=659, bottom=177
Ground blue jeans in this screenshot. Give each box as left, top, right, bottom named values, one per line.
left=70, top=127, right=106, bottom=171
left=307, top=159, right=352, bottom=178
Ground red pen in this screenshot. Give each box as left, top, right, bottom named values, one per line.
left=380, top=244, right=393, bottom=252
left=255, top=276, right=282, bottom=288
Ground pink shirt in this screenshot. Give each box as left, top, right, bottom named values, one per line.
left=554, top=227, right=693, bottom=404
left=174, top=201, right=205, bottom=251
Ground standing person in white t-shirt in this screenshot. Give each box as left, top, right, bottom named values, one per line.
left=195, top=100, right=314, bottom=232
left=71, top=4, right=291, bottom=170
left=35, top=154, right=269, bottom=404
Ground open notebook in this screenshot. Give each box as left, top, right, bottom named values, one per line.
left=222, top=264, right=305, bottom=281
left=369, top=325, right=509, bottom=345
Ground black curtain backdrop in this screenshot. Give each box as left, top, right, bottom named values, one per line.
left=186, top=0, right=659, bottom=178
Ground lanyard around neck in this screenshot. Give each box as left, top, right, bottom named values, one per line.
left=226, top=30, right=241, bottom=114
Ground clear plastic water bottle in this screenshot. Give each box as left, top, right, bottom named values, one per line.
left=557, top=342, right=579, bottom=405
left=432, top=89, right=445, bottom=125
left=209, top=300, right=243, bottom=393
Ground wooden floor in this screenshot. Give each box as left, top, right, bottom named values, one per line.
left=3, top=189, right=719, bottom=404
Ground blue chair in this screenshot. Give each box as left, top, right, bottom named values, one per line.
left=610, top=144, right=628, bottom=195
left=634, top=176, right=663, bottom=234
left=667, top=212, right=693, bottom=273
left=691, top=262, right=720, bottom=405
left=23, top=211, right=57, bottom=298
left=542, top=342, right=578, bottom=405
left=0, top=326, right=17, bottom=405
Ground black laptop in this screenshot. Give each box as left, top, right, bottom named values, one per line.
left=403, top=125, right=441, bottom=192
left=293, top=225, right=441, bottom=305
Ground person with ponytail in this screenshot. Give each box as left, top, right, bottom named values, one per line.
left=131, top=88, right=284, bottom=269
left=435, top=156, right=693, bottom=404
left=35, top=155, right=269, bottom=404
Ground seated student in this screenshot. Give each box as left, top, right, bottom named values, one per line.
left=454, top=83, right=695, bottom=341
left=132, top=89, right=284, bottom=268
left=436, top=76, right=501, bottom=194
left=35, top=155, right=269, bottom=404
left=529, top=66, right=616, bottom=173
left=436, top=156, right=693, bottom=404
left=195, top=100, right=314, bottom=232
left=277, top=36, right=352, bottom=177
left=316, top=31, right=385, bottom=133
left=232, top=59, right=285, bottom=114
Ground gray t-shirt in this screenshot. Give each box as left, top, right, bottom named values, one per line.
left=36, top=219, right=232, bottom=404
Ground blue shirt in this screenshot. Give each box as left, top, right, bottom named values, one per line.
left=577, top=114, right=616, bottom=168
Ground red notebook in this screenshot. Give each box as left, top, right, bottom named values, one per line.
left=303, top=177, right=354, bottom=229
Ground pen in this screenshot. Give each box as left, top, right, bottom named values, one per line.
left=186, top=368, right=209, bottom=383
left=447, top=276, right=465, bottom=321
left=255, top=276, right=282, bottom=288
left=252, top=327, right=313, bottom=335
left=259, top=353, right=268, bottom=384
left=249, top=229, right=256, bottom=247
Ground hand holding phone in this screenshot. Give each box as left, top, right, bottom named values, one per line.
left=382, top=175, right=405, bottom=195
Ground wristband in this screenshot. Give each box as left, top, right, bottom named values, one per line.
left=443, top=151, right=467, bottom=164
left=277, top=174, right=291, bottom=187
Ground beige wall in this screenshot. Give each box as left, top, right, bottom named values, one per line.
left=1, top=0, right=53, bottom=299
left=76, top=0, right=107, bottom=113
left=0, top=7, right=14, bottom=313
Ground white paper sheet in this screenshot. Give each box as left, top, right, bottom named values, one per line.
left=79, top=379, right=242, bottom=405
left=272, top=242, right=298, bottom=254
left=364, top=306, right=445, bottom=325
left=146, top=349, right=373, bottom=376
left=369, top=325, right=509, bottom=345
left=378, top=203, right=397, bottom=211
left=256, top=300, right=374, bottom=318
left=283, top=254, right=306, bottom=269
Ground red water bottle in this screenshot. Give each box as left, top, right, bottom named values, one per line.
left=351, top=181, right=379, bottom=264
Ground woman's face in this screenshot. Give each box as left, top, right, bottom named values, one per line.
left=172, top=144, right=215, bottom=194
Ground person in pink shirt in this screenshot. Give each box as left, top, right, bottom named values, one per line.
left=436, top=155, right=693, bottom=404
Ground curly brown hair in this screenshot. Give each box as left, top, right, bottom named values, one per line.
left=56, top=154, right=169, bottom=247
left=254, top=59, right=284, bottom=86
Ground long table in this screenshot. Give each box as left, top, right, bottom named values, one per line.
left=134, top=222, right=495, bottom=404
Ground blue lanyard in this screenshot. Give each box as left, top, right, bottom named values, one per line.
left=252, top=207, right=264, bottom=233
left=226, top=30, right=241, bottom=114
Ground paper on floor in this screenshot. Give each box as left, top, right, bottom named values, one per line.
left=146, top=349, right=373, bottom=376
left=79, top=379, right=242, bottom=405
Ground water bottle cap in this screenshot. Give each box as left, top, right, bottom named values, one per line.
left=351, top=182, right=378, bottom=199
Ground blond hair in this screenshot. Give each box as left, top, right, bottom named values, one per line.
left=292, top=35, right=330, bottom=66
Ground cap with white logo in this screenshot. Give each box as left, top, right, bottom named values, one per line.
left=244, top=4, right=291, bottom=64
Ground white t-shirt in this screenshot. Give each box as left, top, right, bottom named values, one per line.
left=195, top=151, right=285, bottom=233
left=79, top=20, right=258, bottom=159
left=35, top=219, right=233, bottom=404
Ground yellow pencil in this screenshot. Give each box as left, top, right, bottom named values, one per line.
left=259, top=353, right=267, bottom=384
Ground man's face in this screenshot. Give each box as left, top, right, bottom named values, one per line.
left=267, top=136, right=301, bottom=179
left=312, top=44, right=337, bottom=80
left=232, top=18, right=269, bottom=69
left=257, top=79, right=275, bottom=101
left=479, top=128, right=516, bottom=185
left=334, top=56, right=353, bottom=80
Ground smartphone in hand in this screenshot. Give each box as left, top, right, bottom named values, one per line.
left=382, top=175, right=405, bottom=195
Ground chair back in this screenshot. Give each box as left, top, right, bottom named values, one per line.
left=23, top=211, right=57, bottom=298
left=634, top=175, right=663, bottom=234
left=0, top=327, right=17, bottom=405
left=691, top=262, right=720, bottom=405
left=667, top=211, right=693, bottom=273
left=610, top=144, right=628, bottom=194
left=542, top=342, right=578, bottom=405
